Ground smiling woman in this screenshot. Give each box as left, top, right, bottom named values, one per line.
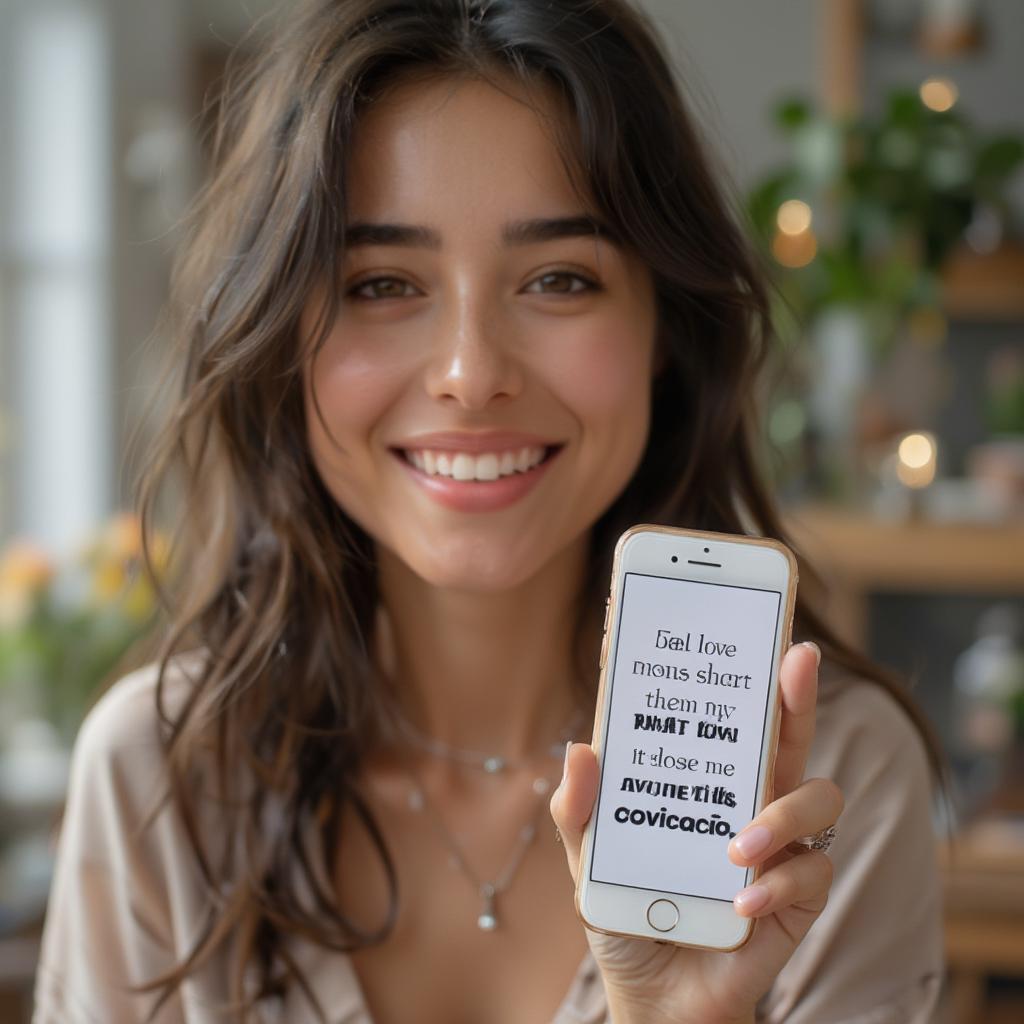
left=32, top=2, right=944, bottom=1024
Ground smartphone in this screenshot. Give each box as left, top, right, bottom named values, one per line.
left=575, top=524, right=798, bottom=951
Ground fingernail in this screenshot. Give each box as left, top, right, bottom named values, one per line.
left=799, top=641, right=821, bottom=666
left=563, top=740, right=573, bottom=782
left=732, top=825, right=772, bottom=859
left=734, top=885, right=770, bottom=914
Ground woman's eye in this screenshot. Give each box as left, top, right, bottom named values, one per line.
left=346, top=270, right=600, bottom=301
left=526, top=271, right=600, bottom=295
left=347, top=276, right=418, bottom=301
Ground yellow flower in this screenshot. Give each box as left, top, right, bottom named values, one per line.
left=79, top=514, right=169, bottom=610
left=122, top=575, right=157, bottom=622
left=0, top=540, right=54, bottom=629
left=144, top=529, right=171, bottom=575
left=92, top=560, right=128, bottom=602
left=104, top=513, right=144, bottom=561
left=0, top=540, right=54, bottom=591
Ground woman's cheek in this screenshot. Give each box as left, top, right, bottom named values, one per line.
left=551, top=320, right=654, bottom=417
left=309, top=336, right=411, bottom=437
left=549, top=326, right=654, bottom=506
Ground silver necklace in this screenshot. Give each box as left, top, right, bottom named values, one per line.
left=385, top=702, right=585, bottom=774
left=400, top=754, right=561, bottom=931
left=385, top=703, right=584, bottom=930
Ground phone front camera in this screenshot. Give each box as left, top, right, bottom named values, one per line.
left=671, top=555, right=678, bottom=563
left=703, top=547, right=709, bottom=553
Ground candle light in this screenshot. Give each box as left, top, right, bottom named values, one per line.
left=896, top=431, right=938, bottom=489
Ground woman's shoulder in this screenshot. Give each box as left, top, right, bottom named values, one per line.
left=36, top=651, right=229, bottom=1022
left=69, top=649, right=208, bottom=800
left=811, top=659, right=934, bottom=790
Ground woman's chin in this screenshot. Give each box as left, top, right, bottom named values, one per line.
left=413, top=555, right=543, bottom=594
left=380, top=538, right=554, bottom=595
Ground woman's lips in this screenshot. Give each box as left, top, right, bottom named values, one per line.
left=391, top=445, right=563, bottom=513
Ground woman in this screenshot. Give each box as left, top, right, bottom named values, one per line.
left=33, top=1, right=944, bottom=1022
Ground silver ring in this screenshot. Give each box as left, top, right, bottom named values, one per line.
left=795, top=824, right=837, bottom=854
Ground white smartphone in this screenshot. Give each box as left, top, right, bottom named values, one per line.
left=575, top=524, right=799, bottom=951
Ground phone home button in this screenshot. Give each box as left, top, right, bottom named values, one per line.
left=646, top=898, right=679, bottom=932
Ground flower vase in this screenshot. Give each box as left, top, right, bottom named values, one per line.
left=807, top=306, right=871, bottom=501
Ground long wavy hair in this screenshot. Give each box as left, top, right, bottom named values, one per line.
left=119, top=0, right=944, bottom=1020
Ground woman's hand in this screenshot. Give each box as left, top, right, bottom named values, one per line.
left=550, top=641, right=843, bottom=1024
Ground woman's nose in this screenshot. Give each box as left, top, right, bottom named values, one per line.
left=423, top=292, right=524, bottom=410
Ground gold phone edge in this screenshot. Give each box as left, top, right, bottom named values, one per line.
left=573, top=523, right=799, bottom=952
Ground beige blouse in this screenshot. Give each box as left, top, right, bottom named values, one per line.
left=32, top=654, right=944, bottom=1023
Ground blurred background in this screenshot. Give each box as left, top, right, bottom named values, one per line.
left=1, top=0, right=1022, bottom=1020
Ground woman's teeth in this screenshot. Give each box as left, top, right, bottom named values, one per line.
left=403, top=446, right=548, bottom=481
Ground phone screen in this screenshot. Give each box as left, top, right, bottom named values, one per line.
left=589, top=571, right=782, bottom=902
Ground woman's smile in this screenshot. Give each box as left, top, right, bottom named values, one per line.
left=390, top=436, right=567, bottom=513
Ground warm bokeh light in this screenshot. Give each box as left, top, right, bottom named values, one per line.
left=896, top=431, right=938, bottom=488
left=776, top=199, right=812, bottom=236
left=899, top=433, right=934, bottom=469
left=771, top=227, right=817, bottom=268
left=919, top=77, right=958, bottom=112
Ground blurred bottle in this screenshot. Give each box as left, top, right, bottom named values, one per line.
left=952, top=604, right=1024, bottom=815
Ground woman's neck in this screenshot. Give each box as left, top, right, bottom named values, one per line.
left=373, top=532, right=596, bottom=761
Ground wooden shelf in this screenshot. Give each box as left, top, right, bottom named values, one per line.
left=784, top=502, right=1024, bottom=592
left=781, top=501, right=1024, bottom=646
left=941, top=242, right=1024, bottom=322
left=940, top=820, right=1024, bottom=1024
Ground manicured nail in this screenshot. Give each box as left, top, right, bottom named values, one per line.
left=800, top=641, right=821, bottom=666
left=732, top=825, right=772, bottom=860
left=734, top=885, right=770, bottom=914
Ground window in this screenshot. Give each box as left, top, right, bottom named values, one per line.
left=0, top=0, right=112, bottom=554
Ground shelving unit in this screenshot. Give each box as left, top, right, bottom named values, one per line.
left=783, top=502, right=1024, bottom=648
left=794, top=23, right=1023, bottom=1017
left=785, top=495, right=1024, bottom=1024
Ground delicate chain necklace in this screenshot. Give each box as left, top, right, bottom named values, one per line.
left=400, top=755, right=560, bottom=931
left=387, top=702, right=585, bottom=774
left=380, top=697, right=585, bottom=930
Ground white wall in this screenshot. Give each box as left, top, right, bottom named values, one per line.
left=638, top=1, right=824, bottom=190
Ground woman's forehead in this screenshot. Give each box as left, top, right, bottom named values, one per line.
left=344, top=73, right=589, bottom=223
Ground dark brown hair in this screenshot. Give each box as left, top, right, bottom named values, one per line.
left=122, top=1, right=943, bottom=1019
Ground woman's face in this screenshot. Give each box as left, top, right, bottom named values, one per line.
left=302, top=73, right=658, bottom=591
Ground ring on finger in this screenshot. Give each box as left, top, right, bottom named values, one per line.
left=789, top=823, right=837, bottom=854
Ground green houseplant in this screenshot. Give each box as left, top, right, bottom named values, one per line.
left=746, top=86, right=1024, bottom=499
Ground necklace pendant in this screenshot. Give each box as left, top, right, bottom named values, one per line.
left=477, top=883, right=498, bottom=931
left=483, top=756, right=505, bottom=774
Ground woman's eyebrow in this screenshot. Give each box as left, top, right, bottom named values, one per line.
left=342, top=215, right=620, bottom=249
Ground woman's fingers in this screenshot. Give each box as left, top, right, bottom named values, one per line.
left=549, top=741, right=599, bottom=884
left=733, top=849, right=834, bottom=918
left=771, top=642, right=821, bottom=799
left=728, top=777, right=844, bottom=867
